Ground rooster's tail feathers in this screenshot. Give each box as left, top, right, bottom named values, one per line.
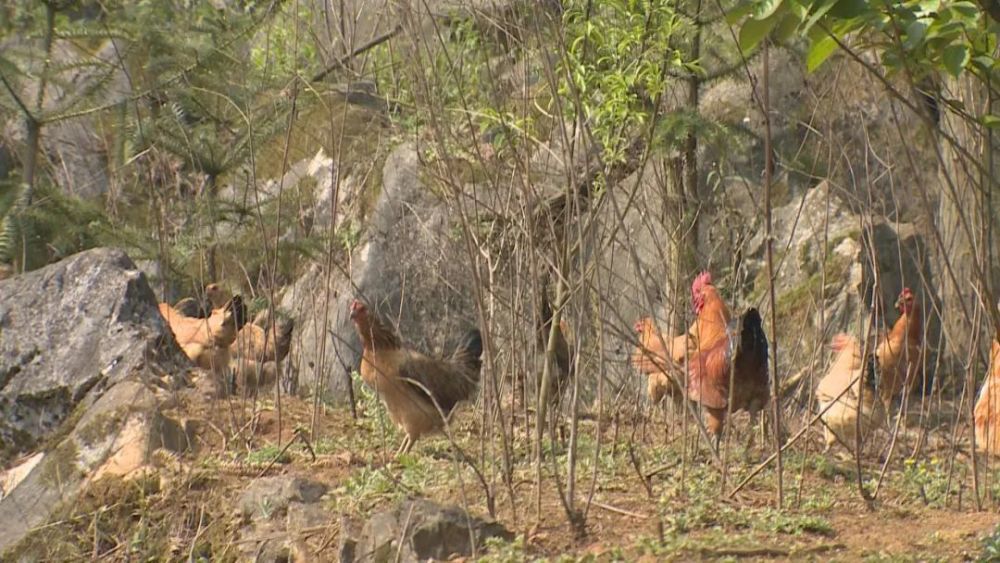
left=225, top=295, right=248, bottom=329
left=738, top=307, right=768, bottom=359
left=453, top=329, right=483, bottom=376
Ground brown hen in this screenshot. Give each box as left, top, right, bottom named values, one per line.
left=350, top=299, right=482, bottom=455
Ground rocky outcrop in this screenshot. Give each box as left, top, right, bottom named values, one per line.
left=281, top=143, right=481, bottom=403
left=236, top=474, right=331, bottom=562
left=738, top=181, right=933, bottom=378
left=0, top=248, right=187, bottom=461
left=0, top=248, right=192, bottom=553
left=341, top=498, right=512, bottom=562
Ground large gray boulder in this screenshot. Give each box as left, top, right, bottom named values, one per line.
left=738, top=181, right=933, bottom=377
left=0, top=249, right=186, bottom=465
left=0, top=248, right=186, bottom=462
left=0, top=248, right=192, bottom=554
left=282, top=143, right=480, bottom=403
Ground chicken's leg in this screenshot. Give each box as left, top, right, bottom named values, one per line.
left=396, top=435, right=412, bottom=457
left=705, top=408, right=726, bottom=453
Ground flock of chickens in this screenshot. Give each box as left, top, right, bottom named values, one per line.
left=154, top=273, right=1000, bottom=461
left=633, top=275, right=922, bottom=454
left=157, top=283, right=295, bottom=395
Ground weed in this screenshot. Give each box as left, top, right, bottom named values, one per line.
left=980, top=523, right=1000, bottom=562
left=478, top=535, right=529, bottom=563
left=899, top=457, right=952, bottom=508
left=244, top=443, right=291, bottom=466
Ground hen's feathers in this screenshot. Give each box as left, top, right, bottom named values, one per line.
left=875, top=292, right=922, bottom=406
left=816, top=333, right=884, bottom=451
left=352, top=301, right=482, bottom=450
left=537, top=291, right=572, bottom=405
left=159, top=296, right=243, bottom=375
left=974, top=341, right=1000, bottom=455
left=396, top=331, right=482, bottom=414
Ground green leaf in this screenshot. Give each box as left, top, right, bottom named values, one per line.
left=903, top=19, right=929, bottom=50
left=801, top=0, right=839, bottom=34
left=739, top=11, right=783, bottom=53
left=753, top=0, right=784, bottom=20
left=972, top=55, right=998, bottom=72
left=774, top=12, right=803, bottom=43
left=828, top=0, right=868, bottom=19
left=916, top=0, right=941, bottom=15
left=726, top=2, right=756, bottom=24
left=942, top=43, right=970, bottom=77
left=982, top=115, right=1000, bottom=129
left=807, top=34, right=839, bottom=71
left=948, top=1, right=981, bottom=21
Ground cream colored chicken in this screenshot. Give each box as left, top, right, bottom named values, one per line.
left=816, top=333, right=884, bottom=453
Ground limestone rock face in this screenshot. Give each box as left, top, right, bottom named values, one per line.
left=0, top=247, right=187, bottom=462
left=0, top=248, right=192, bottom=553
left=282, top=143, right=480, bottom=402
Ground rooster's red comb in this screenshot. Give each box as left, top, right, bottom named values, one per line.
left=692, top=271, right=712, bottom=294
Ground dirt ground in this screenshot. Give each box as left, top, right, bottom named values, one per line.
left=11, top=378, right=1000, bottom=561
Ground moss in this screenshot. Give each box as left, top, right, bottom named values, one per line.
left=825, top=229, right=861, bottom=255
left=774, top=254, right=850, bottom=327
left=76, top=410, right=126, bottom=447
left=0, top=426, right=40, bottom=463
left=799, top=240, right=817, bottom=277
left=38, top=439, right=81, bottom=489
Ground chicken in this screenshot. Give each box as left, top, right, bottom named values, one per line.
left=687, top=307, right=770, bottom=446
left=631, top=271, right=732, bottom=405
left=816, top=333, right=884, bottom=453
left=159, top=295, right=243, bottom=378
left=632, top=317, right=686, bottom=404
left=231, top=310, right=296, bottom=393
left=974, top=339, right=1000, bottom=455
left=350, top=299, right=482, bottom=455
left=689, top=270, right=732, bottom=351
left=875, top=287, right=923, bottom=407
left=172, top=283, right=245, bottom=324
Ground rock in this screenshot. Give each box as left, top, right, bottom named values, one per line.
left=282, top=143, right=480, bottom=402
left=0, top=380, right=189, bottom=553
left=344, top=498, right=512, bottom=563
left=287, top=502, right=331, bottom=535
left=740, top=181, right=932, bottom=376
left=0, top=248, right=191, bottom=553
left=0, top=247, right=187, bottom=463
left=239, top=476, right=328, bottom=521
left=237, top=478, right=331, bottom=562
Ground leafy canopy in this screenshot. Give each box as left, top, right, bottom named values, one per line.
left=731, top=0, right=999, bottom=88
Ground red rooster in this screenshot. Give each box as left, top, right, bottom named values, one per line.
left=687, top=307, right=770, bottom=448
left=631, top=272, right=733, bottom=405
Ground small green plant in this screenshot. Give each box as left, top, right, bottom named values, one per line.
left=980, top=523, right=1000, bottom=562
left=244, top=443, right=291, bottom=466
left=478, top=535, right=528, bottom=563
left=899, top=457, right=952, bottom=508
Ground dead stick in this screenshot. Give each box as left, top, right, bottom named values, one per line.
left=311, top=24, right=403, bottom=82
left=728, top=373, right=865, bottom=498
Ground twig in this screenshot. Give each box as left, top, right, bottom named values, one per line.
left=586, top=499, right=648, bottom=520
left=311, top=24, right=404, bottom=82
left=728, top=371, right=869, bottom=498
